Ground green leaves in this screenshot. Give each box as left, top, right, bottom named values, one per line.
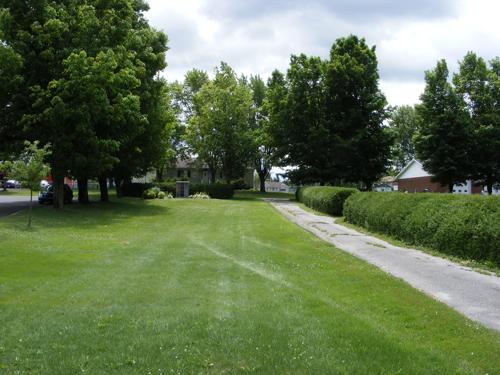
left=186, top=62, right=254, bottom=182
left=269, top=35, right=390, bottom=188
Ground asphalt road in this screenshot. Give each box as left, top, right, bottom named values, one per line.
left=0, top=195, right=31, bottom=217
left=270, top=199, right=500, bottom=332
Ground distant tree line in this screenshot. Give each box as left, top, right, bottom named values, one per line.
left=171, top=35, right=392, bottom=192
left=0, top=0, right=178, bottom=207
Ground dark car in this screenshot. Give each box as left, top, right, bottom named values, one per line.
left=38, top=184, right=73, bottom=204
left=5, top=179, right=21, bottom=189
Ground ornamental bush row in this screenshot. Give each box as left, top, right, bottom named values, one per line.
left=122, top=182, right=234, bottom=199
left=296, top=186, right=359, bottom=216
left=343, top=192, right=500, bottom=266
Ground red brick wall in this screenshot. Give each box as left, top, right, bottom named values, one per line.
left=397, top=177, right=449, bottom=193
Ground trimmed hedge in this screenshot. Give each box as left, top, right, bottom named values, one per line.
left=297, top=186, right=359, bottom=216
left=123, top=182, right=234, bottom=199
left=344, top=192, right=500, bottom=266
left=191, top=183, right=234, bottom=199
left=121, top=183, right=153, bottom=198
left=157, top=182, right=234, bottom=199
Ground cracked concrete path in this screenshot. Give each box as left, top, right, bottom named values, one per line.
left=268, top=199, right=500, bottom=332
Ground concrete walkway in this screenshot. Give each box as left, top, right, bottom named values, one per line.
left=269, top=199, right=500, bottom=332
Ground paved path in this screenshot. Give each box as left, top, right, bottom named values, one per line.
left=0, top=195, right=31, bottom=217
left=269, top=199, right=500, bottom=331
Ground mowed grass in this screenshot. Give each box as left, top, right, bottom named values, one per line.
left=0, top=197, right=499, bottom=374
left=0, top=189, right=31, bottom=196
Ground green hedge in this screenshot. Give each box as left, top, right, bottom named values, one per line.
left=121, top=183, right=153, bottom=198
left=344, top=192, right=500, bottom=266
left=297, top=186, right=359, bottom=216
left=157, top=182, right=234, bottom=199
left=191, top=183, right=234, bottom=199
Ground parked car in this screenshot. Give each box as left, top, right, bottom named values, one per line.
left=38, top=184, right=73, bottom=204
left=40, top=180, right=50, bottom=189
left=5, top=180, right=21, bottom=189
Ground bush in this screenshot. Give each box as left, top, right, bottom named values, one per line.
left=142, top=189, right=157, bottom=200
left=191, top=183, right=234, bottom=199
left=344, top=192, right=500, bottom=266
left=297, top=186, right=359, bottom=216
left=122, top=183, right=153, bottom=198
left=231, top=178, right=250, bottom=190
left=156, top=182, right=176, bottom=197
left=157, top=191, right=166, bottom=199
left=189, top=192, right=210, bottom=199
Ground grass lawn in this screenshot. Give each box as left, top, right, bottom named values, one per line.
left=234, top=190, right=294, bottom=200
left=1, top=197, right=499, bottom=374
left=0, top=189, right=31, bottom=196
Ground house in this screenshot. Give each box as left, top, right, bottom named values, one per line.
left=395, top=159, right=498, bottom=194
left=265, top=181, right=295, bottom=193
left=373, top=176, right=398, bottom=192
left=134, top=158, right=255, bottom=187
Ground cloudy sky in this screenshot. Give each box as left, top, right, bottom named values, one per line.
left=145, top=0, right=499, bottom=107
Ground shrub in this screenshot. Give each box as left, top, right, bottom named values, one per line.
left=191, top=183, right=234, bottom=199
left=157, top=191, right=166, bottom=199
left=189, top=192, right=210, bottom=199
left=122, top=183, right=153, bottom=198
left=142, top=189, right=157, bottom=200
left=156, top=182, right=176, bottom=197
left=297, top=186, right=359, bottom=216
left=231, top=178, right=250, bottom=190
left=344, top=192, right=500, bottom=266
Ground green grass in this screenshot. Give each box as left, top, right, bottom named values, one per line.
left=234, top=190, right=294, bottom=200
left=0, top=189, right=31, bottom=196
left=1, top=198, right=499, bottom=374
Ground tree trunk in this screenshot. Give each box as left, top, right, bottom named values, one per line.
left=98, top=175, right=109, bottom=202
left=28, top=189, right=33, bottom=228
left=448, top=183, right=454, bottom=193
left=209, top=168, right=216, bottom=184
left=365, top=181, right=373, bottom=192
left=258, top=171, right=266, bottom=193
left=486, top=175, right=493, bottom=195
left=53, top=174, right=64, bottom=209
left=78, top=177, right=90, bottom=204
left=156, top=167, right=164, bottom=182
left=115, top=178, right=123, bottom=198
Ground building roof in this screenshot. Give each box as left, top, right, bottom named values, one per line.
left=395, top=159, right=431, bottom=180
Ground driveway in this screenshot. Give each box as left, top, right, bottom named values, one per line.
left=269, top=199, right=500, bottom=332
left=0, top=195, right=31, bottom=217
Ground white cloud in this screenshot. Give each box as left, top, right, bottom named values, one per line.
left=145, top=0, right=500, bottom=106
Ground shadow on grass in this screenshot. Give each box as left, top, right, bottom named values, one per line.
left=233, top=190, right=294, bottom=202
left=2, top=197, right=169, bottom=231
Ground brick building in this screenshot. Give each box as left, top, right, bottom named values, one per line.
left=395, top=159, right=484, bottom=194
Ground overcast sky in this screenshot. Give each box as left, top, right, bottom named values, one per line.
left=145, top=0, right=499, bottom=107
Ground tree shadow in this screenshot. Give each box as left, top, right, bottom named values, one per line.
left=1, top=198, right=170, bottom=231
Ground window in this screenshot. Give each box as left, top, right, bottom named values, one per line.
left=177, top=170, right=182, bottom=178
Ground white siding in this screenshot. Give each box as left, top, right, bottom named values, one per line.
left=398, top=160, right=431, bottom=179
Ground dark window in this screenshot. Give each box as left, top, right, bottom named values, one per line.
left=187, top=170, right=191, bottom=178
left=177, top=170, right=182, bottom=178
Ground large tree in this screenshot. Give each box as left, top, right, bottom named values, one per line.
left=388, top=105, right=419, bottom=172
left=186, top=62, right=254, bottom=183
left=323, top=35, right=390, bottom=190
left=415, top=60, right=472, bottom=192
left=276, top=54, right=327, bottom=184
left=0, top=0, right=170, bottom=205
left=453, top=52, right=500, bottom=195
left=268, top=35, right=391, bottom=189
left=249, top=75, right=275, bottom=192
